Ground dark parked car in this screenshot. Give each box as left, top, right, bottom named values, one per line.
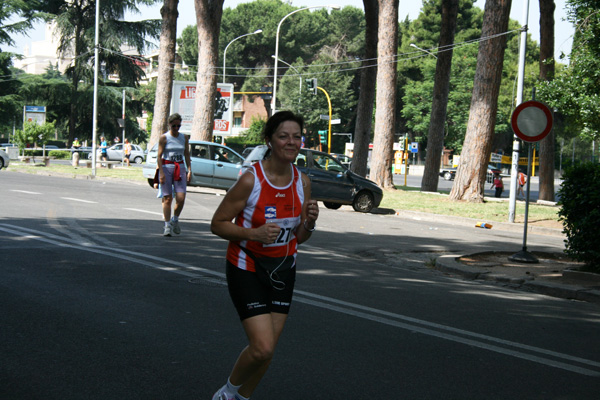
left=143, top=140, right=245, bottom=190
left=241, top=145, right=383, bottom=213
left=440, top=164, right=502, bottom=183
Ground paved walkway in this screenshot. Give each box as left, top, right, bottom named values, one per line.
left=435, top=251, right=600, bottom=304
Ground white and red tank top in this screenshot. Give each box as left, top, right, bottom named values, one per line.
left=226, top=161, right=304, bottom=272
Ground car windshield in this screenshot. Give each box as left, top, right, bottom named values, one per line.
left=312, top=153, right=346, bottom=173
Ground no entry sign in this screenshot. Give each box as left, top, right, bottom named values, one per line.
left=511, top=100, right=553, bottom=142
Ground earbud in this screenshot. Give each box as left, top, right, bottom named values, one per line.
left=267, top=142, right=272, bottom=148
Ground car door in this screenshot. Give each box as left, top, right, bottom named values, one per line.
left=305, top=151, right=354, bottom=202
left=189, top=143, right=214, bottom=187
left=107, top=144, right=123, bottom=161
left=210, top=144, right=244, bottom=189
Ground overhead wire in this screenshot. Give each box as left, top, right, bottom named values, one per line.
left=0, top=27, right=521, bottom=83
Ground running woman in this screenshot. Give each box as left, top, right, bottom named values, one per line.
left=157, top=113, right=191, bottom=236
left=210, top=111, right=319, bottom=400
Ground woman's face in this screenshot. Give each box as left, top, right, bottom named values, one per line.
left=170, top=120, right=182, bottom=133
left=268, top=120, right=302, bottom=163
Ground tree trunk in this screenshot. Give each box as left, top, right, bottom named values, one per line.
left=192, top=0, right=225, bottom=142
left=351, top=0, right=378, bottom=178
left=370, top=0, right=399, bottom=189
left=149, top=0, right=179, bottom=149
left=421, top=0, right=459, bottom=192
left=449, top=0, right=512, bottom=202
left=538, top=0, right=556, bottom=201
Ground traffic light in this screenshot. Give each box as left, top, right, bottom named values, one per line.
left=305, top=78, right=317, bottom=95
left=318, top=130, right=327, bottom=144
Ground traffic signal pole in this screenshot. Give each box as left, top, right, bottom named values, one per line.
left=316, top=86, right=332, bottom=153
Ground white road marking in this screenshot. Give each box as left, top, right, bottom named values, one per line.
left=60, top=197, right=97, bottom=204
left=10, top=190, right=42, bottom=195
left=1, top=222, right=599, bottom=377
left=123, top=208, right=163, bottom=216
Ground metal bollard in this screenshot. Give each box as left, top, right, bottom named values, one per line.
left=72, top=151, right=80, bottom=167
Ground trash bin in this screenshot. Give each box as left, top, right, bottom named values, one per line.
left=72, top=151, right=80, bottom=167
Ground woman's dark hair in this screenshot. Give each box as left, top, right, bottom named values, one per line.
left=168, top=113, right=182, bottom=124
left=262, top=111, right=304, bottom=142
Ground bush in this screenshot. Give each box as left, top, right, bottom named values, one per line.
left=558, top=163, right=600, bottom=272
left=48, top=150, right=71, bottom=159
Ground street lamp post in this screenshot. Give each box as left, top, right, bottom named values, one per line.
left=272, top=4, right=340, bottom=114
left=410, top=43, right=438, bottom=59
left=271, top=55, right=302, bottom=103
left=223, top=29, right=263, bottom=83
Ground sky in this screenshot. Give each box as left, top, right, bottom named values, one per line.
left=6, top=0, right=574, bottom=62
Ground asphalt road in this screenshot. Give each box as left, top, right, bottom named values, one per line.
left=1, top=171, right=597, bottom=399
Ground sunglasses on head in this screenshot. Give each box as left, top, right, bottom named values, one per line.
left=171, top=124, right=181, bottom=128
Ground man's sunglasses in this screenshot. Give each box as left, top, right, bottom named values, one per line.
left=171, top=124, right=181, bottom=128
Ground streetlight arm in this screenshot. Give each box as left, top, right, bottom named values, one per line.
left=272, top=5, right=340, bottom=114
left=223, top=29, right=263, bottom=83
left=410, top=43, right=438, bottom=59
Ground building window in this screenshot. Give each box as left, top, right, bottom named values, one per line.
left=234, top=117, right=242, bottom=127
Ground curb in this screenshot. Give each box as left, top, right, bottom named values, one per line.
left=435, top=255, right=600, bottom=304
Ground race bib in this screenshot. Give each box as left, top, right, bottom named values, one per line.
left=170, top=154, right=184, bottom=162
left=263, top=216, right=300, bottom=247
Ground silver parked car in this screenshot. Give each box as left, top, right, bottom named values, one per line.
left=0, top=149, right=9, bottom=170
left=143, top=140, right=245, bottom=190
left=94, top=143, right=146, bottom=164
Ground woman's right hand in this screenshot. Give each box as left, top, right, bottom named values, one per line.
left=254, top=223, right=281, bottom=244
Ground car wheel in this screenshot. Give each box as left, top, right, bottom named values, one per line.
left=0, top=158, right=4, bottom=170
left=134, top=156, right=143, bottom=164
left=323, top=201, right=342, bottom=210
left=443, top=171, right=453, bottom=181
left=352, top=191, right=374, bottom=213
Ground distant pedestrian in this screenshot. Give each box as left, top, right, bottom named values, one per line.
left=100, top=136, right=108, bottom=163
left=491, top=172, right=504, bottom=198
left=157, top=113, right=191, bottom=236
left=124, top=138, right=132, bottom=167
left=517, top=171, right=527, bottom=199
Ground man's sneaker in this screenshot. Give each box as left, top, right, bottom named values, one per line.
left=212, top=387, right=234, bottom=400
left=163, top=224, right=172, bottom=237
left=171, top=219, right=181, bottom=235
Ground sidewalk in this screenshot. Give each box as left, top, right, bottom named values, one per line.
left=435, top=252, right=600, bottom=304
left=391, top=209, right=600, bottom=304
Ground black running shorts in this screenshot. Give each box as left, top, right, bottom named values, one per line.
left=226, top=260, right=296, bottom=321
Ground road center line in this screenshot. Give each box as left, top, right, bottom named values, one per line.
left=10, top=190, right=42, bottom=195
left=60, top=197, right=98, bottom=204
left=1, top=223, right=598, bottom=377
left=123, top=208, right=164, bottom=216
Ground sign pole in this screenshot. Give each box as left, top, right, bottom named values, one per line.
left=509, top=100, right=553, bottom=264
left=509, top=142, right=538, bottom=262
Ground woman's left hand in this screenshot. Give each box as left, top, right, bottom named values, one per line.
left=306, top=199, right=319, bottom=224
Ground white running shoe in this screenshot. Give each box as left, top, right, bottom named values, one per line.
left=163, top=224, right=172, bottom=237
left=211, top=387, right=234, bottom=400
left=171, top=219, right=181, bottom=235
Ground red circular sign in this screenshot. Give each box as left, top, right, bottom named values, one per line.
left=511, top=101, right=553, bottom=142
